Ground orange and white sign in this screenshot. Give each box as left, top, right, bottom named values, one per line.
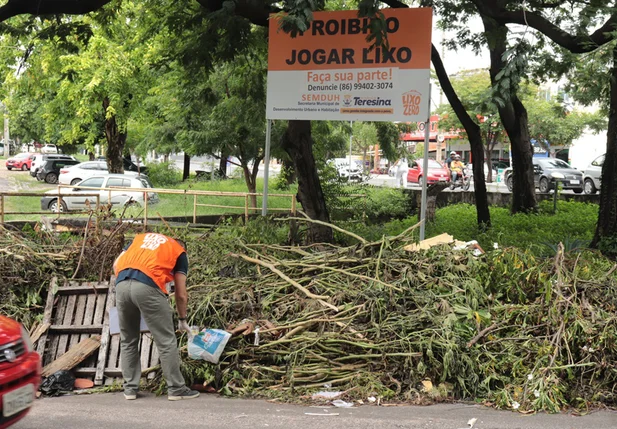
left=266, top=8, right=432, bottom=121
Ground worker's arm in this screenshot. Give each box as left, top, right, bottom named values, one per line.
left=174, top=272, right=188, bottom=319
left=112, top=251, right=126, bottom=275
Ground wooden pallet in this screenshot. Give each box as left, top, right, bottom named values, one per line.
left=37, top=277, right=159, bottom=385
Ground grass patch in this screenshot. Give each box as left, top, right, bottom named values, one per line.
left=4, top=176, right=299, bottom=221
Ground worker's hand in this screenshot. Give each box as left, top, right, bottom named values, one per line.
left=178, top=319, right=192, bottom=336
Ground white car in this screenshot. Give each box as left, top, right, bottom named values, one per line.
left=582, top=154, right=603, bottom=194
left=41, top=144, right=59, bottom=154
left=58, top=161, right=139, bottom=185
left=40, top=174, right=159, bottom=212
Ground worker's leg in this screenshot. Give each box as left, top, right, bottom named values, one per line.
left=129, top=280, right=187, bottom=396
left=116, top=279, right=142, bottom=395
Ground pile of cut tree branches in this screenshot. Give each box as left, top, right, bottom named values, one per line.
left=180, top=221, right=617, bottom=412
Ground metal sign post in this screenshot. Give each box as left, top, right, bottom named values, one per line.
left=419, top=84, right=432, bottom=241
left=261, top=119, right=272, bottom=216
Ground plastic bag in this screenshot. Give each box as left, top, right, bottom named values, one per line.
left=40, top=370, right=75, bottom=396
left=188, top=329, right=231, bottom=363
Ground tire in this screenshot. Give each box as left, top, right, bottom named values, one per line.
left=584, top=178, right=597, bottom=195
left=418, top=176, right=423, bottom=187
left=539, top=177, right=551, bottom=193
left=6, top=167, right=11, bottom=170
left=48, top=199, right=67, bottom=213
left=573, top=189, right=583, bottom=194
left=463, top=177, right=471, bottom=191
left=506, top=175, right=513, bottom=192
left=21, top=164, right=28, bottom=171
left=70, top=178, right=82, bottom=186
left=45, top=172, right=58, bottom=184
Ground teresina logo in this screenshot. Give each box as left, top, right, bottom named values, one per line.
left=353, top=97, right=391, bottom=106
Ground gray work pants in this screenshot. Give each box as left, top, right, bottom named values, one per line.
left=115, top=279, right=186, bottom=395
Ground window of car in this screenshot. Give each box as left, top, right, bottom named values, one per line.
left=78, top=177, right=105, bottom=188
left=53, top=160, right=79, bottom=169
left=591, top=155, right=605, bottom=167
left=14, top=153, right=30, bottom=159
left=107, top=178, right=132, bottom=188
left=96, top=162, right=108, bottom=170
left=138, top=177, right=153, bottom=188
left=536, top=158, right=571, bottom=169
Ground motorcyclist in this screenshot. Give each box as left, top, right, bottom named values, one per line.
left=450, top=154, right=465, bottom=182
left=445, top=151, right=457, bottom=169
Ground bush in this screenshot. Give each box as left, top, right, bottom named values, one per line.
left=145, top=162, right=182, bottom=187
left=342, top=200, right=598, bottom=256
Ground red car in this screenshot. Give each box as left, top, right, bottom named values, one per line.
left=406, top=158, right=451, bottom=186
left=5, top=153, right=35, bottom=171
left=0, top=315, right=41, bottom=429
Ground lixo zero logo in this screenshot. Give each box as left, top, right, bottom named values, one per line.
left=140, top=233, right=168, bottom=251
left=402, top=90, right=421, bottom=115
left=343, top=94, right=353, bottom=106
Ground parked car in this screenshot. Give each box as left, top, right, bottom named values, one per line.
left=405, top=159, right=450, bottom=187
left=58, top=161, right=140, bottom=185
left=35, top=158, right=81, bottom=184
left=30, top=154, right=76, bottom=177
left=5, top=153, right=35, bottom=171
left=40, top=144, right=59, bottom=154
left=41, top=174, right=159, bottom=212
left=0, top=315, right=41, bottom=429
left=338, top=164, right=363, bottom=182
left=464, top=163, right=497, bottom=179
left=582, top=154, right=604, bottom=194
left=96, top=156, right=148, bottom=175
left=505, top=158, right=584, bottom=193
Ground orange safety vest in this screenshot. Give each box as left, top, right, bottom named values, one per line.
left=114, top=233, right=186, bottom=294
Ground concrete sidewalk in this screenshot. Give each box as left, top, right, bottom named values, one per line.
left=13, top=392, right=616, bottom=429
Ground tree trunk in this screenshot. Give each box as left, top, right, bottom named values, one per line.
left=218, top=152, right=228, bottom=179
left=103, top=96, right=125, bottom=174
left=183, top=152, right=190, bottom=181
left=591, top=44, right=617, bottom=250
left=281, top=120, right=333, bottom=243
left=483, top=19, right=537, bottom=213
left=240, top=157, right=262, bottom=210
left=88, top=151, right=95, bottom=161
left=431, top=45, right=491, bottom=227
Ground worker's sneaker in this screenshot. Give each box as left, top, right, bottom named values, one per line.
left=124, top=389, right=137, bottom=400
left=168, top=387, right=200, bottom=401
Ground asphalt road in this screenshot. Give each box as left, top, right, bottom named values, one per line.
left=13, top=393, right=617, bottom=429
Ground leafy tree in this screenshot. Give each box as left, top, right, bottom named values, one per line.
left=1, top=4, right=152, bottom=173
left=352, top=122, right=378, bottom=170
left=470, top=2, right=617, bottom=249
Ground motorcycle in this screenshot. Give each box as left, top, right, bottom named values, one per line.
left=450, top=170, right=471, bottom=191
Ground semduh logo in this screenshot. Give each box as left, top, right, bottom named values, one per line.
left=352, top=97, right=392, bottom=106
left=343, top=95, right=353, bottom=106
left=402, top=90, right=421, bottom=115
